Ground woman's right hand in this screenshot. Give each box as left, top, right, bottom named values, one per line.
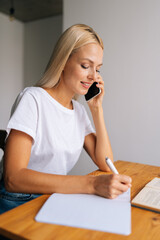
left=92, top=174, right=132, bottom=199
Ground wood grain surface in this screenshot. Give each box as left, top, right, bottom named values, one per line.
left=0, top=160, right=160, bottom=240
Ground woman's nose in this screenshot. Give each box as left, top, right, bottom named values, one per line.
left=88, top=69, right=96, bottom=81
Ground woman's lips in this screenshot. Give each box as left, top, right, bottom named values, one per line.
left=80, top=81, right=91, bottom=89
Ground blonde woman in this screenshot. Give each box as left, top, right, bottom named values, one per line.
left=0, top=24, right=131, bottom=214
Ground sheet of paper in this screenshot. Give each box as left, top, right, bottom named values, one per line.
left=35, top=190, right=131, bottom=235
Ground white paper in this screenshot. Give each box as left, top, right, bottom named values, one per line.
left=35, top=190, right=131, bottom=235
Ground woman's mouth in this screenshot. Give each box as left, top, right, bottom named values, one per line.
left=80, top=81, right=91, bottom=89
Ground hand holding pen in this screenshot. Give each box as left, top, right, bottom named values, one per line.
left=92, top=157, right=132, bottom=199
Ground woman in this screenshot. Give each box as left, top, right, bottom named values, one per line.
left=0, top=24, right=131, bottom=214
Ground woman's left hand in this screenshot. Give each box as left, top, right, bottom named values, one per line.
left=87, top=75, right=104, bottom=109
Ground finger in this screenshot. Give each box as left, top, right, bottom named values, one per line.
left=107, top=188, right=126, bottom=199
left=108, top=175, right=130, bottom=192
left=115, top=181, right=130, bottom=193
left=96, top=81, right=104, bottom=95
left=96, top=82, right=104, bottom=89
left=117, top=174, right=132, bottom=185
left=95, top=76, right=103, bottom=84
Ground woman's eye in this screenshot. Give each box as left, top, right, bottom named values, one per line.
left=96, top=70, right=100, bottom=73
left=81, top=65, right=89, bottom=69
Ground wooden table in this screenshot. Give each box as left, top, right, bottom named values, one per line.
left=0, top=161, right=160, bottom=240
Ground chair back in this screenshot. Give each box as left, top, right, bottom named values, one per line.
left=0, top=130, right=7, bottom=151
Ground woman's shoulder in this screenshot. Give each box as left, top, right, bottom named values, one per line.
left=16, top=87, right=46, bottom=102
left=11, top=87, right=43, bottom=112
left=21, top=86, right=43, bottom=96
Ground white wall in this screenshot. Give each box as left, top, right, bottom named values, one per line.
left=64, top=0, right=160, bottom=175
left=24, top=15, right=62, bottom=87
left=0, top=13, right=24, bottom=159
left=0, top=13, right=62, bottom=160
left=0, top=13, right=24, bottom=129
left=0, top=14, right=62, bottom=129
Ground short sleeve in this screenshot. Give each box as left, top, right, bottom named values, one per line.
left=7, top=91, right=38, bottom=141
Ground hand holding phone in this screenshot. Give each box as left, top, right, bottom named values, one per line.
left=85, top=82, right=101, bottom=102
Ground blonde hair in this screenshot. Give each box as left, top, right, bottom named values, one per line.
left=36, top=24, right=104, bottom=88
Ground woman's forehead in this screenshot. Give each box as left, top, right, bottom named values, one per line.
left=72, top=43, right=103, bottom=63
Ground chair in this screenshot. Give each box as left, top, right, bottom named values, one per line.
left=0, top=130, right=7, bottom=151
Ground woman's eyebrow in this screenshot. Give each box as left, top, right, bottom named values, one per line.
left=80, top=58, right=103, bottom=67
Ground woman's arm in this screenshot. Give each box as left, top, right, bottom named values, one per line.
left=4, top=129, right=92, bottom=194
left=84, top=107, right=113, bottom=172
left=84, top=77, right=113, bottom=172
left=4, top=130, right=131, bottom=198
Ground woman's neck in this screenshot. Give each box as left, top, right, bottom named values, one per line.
left=43, top=87, right=74, bottom=110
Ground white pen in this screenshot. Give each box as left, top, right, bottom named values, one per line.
left=105, top=157, right=119, bottom=174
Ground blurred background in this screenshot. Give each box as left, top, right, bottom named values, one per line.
left=0, top=0, right=160, bottom=175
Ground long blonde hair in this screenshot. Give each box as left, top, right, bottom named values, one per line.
left=36, top=24, right=104, bottom=88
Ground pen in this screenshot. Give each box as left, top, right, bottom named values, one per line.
left=105, top=157, right=119, bottom=174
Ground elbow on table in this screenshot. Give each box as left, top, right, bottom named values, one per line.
left=97, top=156, right=114, bottom=172
left=97, top=161, right=112, bottom=172
left=98, top=165, right=111, bottom=172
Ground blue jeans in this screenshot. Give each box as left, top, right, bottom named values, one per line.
left=0, top=179, right=41, bottom=214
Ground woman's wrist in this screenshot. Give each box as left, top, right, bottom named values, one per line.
left=86, top=175, right=96, bottom=194
left=89, top=105, right=103, bottom=115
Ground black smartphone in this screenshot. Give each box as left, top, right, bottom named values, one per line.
left=85, top=82, right=101, bottom=101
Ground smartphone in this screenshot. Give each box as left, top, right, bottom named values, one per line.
left=85, top=82, right=101, bottom=101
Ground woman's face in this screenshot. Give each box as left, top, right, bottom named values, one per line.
left=61, top=43, right=103, bottom=97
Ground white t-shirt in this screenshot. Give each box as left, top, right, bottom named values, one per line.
left=6, top=87, right=95, bottom=175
